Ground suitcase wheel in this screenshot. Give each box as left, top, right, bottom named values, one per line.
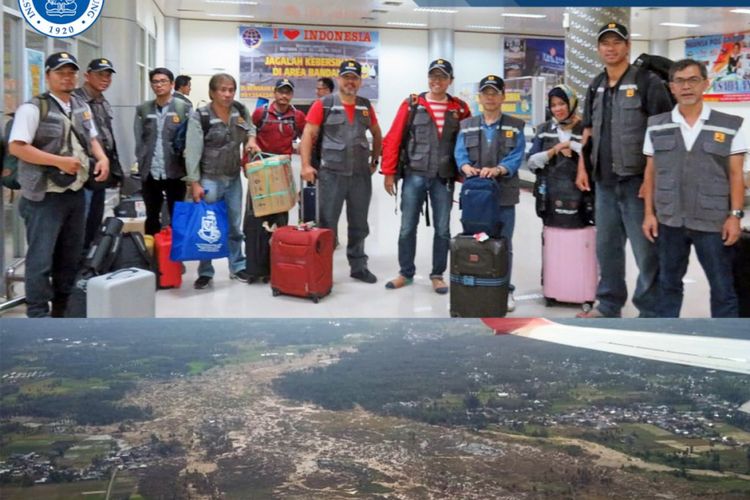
left=272, top=288, right=280, bottom=297
left=544, top=297, right=555, bottom=307
left=311, top=295, right=320, bottom=304
left=582, top=302, right=594, bottom=313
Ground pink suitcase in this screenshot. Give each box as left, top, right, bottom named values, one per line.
left=542, top=226, right=598, bottom=310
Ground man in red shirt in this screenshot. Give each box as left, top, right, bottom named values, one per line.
left=381, top=59, right=471, bottom=294
left=243, top=78, right=306, bottom=283
left=300, top=60, right=383, bottom=284
left=252, top=78, right=306, bottom=155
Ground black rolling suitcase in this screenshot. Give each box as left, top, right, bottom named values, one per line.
left=735, top=229, right=750, bottom=318
left=449, top=235, right=509, bottom=318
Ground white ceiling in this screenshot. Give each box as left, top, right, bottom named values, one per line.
left=153, top=1, right=750, bottom=40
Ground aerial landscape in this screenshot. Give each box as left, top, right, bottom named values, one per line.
left=1, top=318, right=749, bottom=499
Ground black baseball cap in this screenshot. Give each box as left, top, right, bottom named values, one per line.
left=45, top=52, right=79, bottom=72
left=479, top=75, right=504, bottom=93
left=597, top=22, right=629, bottom=41
left=339, top=60, right=362, bottom=77
left=87, top=58, right=116, bottom=73
left=428, top=59, right=453, bottom=78
left=275, top=78, right=294, bottom=91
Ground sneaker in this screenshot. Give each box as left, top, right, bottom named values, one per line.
left=576, top=308, right=607, bottom=318
left=193, top=276, right=212, bottom=289
left=430, top=277, right=449, bottom=295
left=385, top=275, right=412, bottom=290
left=230, top=270, right=251, bottom=283
left=350, top=269, right=377, bottom=284
left=507, top=292, right=516, bottom=312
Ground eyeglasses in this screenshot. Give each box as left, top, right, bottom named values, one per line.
left=151, top=79, right=171, bottom=86
left=428, top=73, right=450, bottom=81
left=671, top=77, right=704, bottom=87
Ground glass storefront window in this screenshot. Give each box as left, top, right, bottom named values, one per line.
left=25, top=29, right=46, bottom=52
left=3, top=15, right=21, bottom=111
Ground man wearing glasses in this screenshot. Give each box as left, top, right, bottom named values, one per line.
left=381, top=59, right=470, bottom=295
left=134, top=67, right=190, bottom=235
left=642, top=58, right=747, bottom=317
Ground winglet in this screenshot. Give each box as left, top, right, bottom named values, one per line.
left=481, top=317, right=553, bottom=335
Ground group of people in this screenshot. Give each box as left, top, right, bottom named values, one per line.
left=7, top=20, right=747, bottom=318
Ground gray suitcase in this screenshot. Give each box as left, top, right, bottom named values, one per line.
left=86, top=268, right=156, bottom=318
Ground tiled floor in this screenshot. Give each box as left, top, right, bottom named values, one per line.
left=1, top=162, right=716, bottom=318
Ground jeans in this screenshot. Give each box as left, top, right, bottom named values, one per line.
left=197, top=175, right=246, bottom=278
left=397, top=174, right=453, bottom=279
left=658, top=224, right=738, bottom=318
left=498, top=205, right=516, bottom=293
left=19, top=190, right=85, bottom=317
left=142, top=174, right=187, bottom=236
left=594, top=177, right=660, bottom=317
left=318, top=169, right=372, bottom=274
left=83, top=187, right=105, bottom=249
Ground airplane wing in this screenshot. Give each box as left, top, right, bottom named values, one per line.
left=483, top=318, right=750, bottom=376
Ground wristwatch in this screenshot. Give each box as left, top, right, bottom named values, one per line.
left=729, top=209, right=745, bottom=219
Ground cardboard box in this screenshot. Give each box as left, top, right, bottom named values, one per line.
left=118, top=217, right=146, bottom=235
left=245, top=154, right=297, bottom=217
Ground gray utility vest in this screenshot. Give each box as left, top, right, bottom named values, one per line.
left=136, top=98, right=188, bottom=179
left=18, top=93, right=94, bottom=202
left=647, top=109, right=743, bottom=233
left=406, top=98, right=461, bottom=179
left=460, top=114, right=525, bottom=206
left=320, top=94, right=373, bottom=176
left=197, top=104, right=251, bottom=179
left=590, top=65, right=648, bottom=176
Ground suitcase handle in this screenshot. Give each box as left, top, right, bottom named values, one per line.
left=106, top=268, right=141, bottom=280
left=299, top=175, right=319, bottom=226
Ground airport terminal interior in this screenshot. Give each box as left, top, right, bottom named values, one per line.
left=1, top=1, right=749, bottom=318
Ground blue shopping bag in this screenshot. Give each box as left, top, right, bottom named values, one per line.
left=170, top=200, right=230, bottom=261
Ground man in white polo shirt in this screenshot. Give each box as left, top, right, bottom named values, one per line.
left=642, top=58, right=747, bottom=318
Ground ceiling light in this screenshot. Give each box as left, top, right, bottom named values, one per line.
left=208, top=13, right=255, bottom=18
left=414, top=8, right=458, bottom=14
left=631, top=33, right=644, bottom=37
left=386, top=21, right=427, bottom=27
left=730, top=9, right=750, bottom=14
left=659, top=22, right=700, bottom=28
left=205, top=0, right=258, bottom=4
left=467, top=25, right=504, bottom=30
left=501, top=13, right=547, bottom=19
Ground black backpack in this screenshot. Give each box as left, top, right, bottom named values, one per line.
left=110, top=232, right=154, bottom=273
left=633, top=53, right=677, bottom=107
left=2, top=97, right=51, bottom=190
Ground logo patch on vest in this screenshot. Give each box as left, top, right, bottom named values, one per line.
left=237, top=117, right=246, bottom=125
left=83, top=111, right=91, bottom=121
left=362, top=109, right=369, bottom=117
left=505, top=130, right=514, bottom=138
left=172, top=115, right=181, bottom=124
left=714, top=132, right=725, bottom=143
left=626, top=88, right=635, bottom=98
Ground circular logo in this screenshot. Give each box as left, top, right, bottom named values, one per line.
left=18, top=0, right=106, bottom=39
left=242, top=28, right=263, bottom=49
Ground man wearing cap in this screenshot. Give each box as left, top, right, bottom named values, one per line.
left=74, top=58, right=122, bottom=249
left=381, top=59, right=471, bottom=294
left=134, top=67, right=191, bottom=236
left=244, top=78, right=306, bottom=282
left=642, top=58, right=747, bottom=317
left=575, top=22, right=673, bottom=318
left=174, top=75, right=193, bottom=107
left=300, top=59, right=383, bottom=284
left=454, top=75, right=526, bottom=312
left=8, top=52, right=109, bottom=317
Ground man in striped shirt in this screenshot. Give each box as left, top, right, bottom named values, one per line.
left=381, top=59, right=471, bottom=294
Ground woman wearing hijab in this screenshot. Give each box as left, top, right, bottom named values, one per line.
left=527, top=84, right=597, bottom=310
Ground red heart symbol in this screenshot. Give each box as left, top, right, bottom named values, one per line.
left=283, top=29, right=300, bottom=40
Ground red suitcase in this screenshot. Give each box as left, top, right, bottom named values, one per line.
left=154, top=227, right=182, bottom=289
left=542, top=225, right=597, bottom=311
left=270, top=225, right=334, bottom=303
